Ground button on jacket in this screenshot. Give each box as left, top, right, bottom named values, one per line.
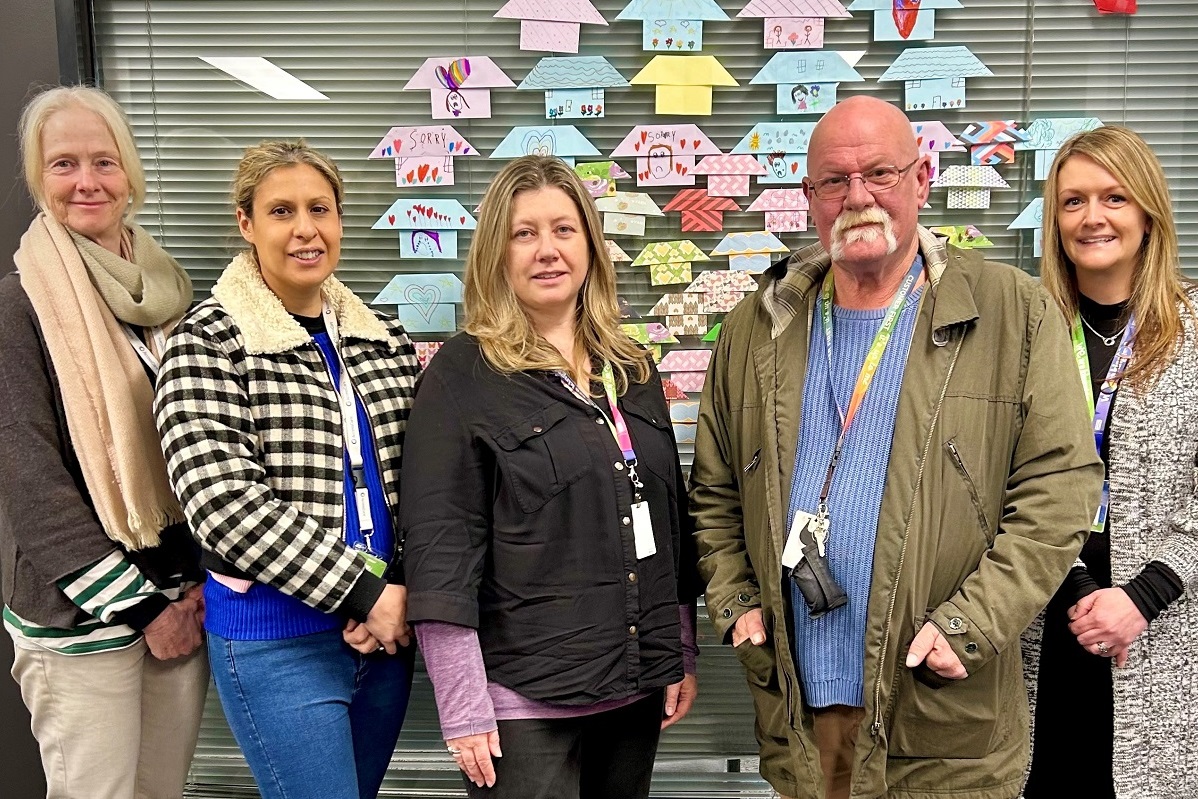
left=402, top=334, right=700, bottom=705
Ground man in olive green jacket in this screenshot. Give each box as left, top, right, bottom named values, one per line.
left=689, top=96, right=1103, bottom=799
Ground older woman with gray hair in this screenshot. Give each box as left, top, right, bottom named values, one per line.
left=0, top=85, right=206, bottom=799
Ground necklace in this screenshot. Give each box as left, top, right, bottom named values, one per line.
left=1080, top=314, right=1128, bottom=347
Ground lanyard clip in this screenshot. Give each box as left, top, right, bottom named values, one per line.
left=627, top=460, right=644, bottom=491
left=351, top=466, right=367, bottom=490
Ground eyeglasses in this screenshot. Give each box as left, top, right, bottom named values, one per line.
left=805, top=157, right=922, bottom=201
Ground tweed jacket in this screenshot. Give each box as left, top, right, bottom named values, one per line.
left=154, top=255, right=419, bottom=619
left=1023, top=286, right=1198, bottom=798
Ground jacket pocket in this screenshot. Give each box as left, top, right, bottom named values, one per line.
left=494, top=404, right=588, bottom=513
left=734, top=638, right=779, bottom=690
left=945, top=439, right=993, bottom=544
left=621, top=398, right=676, bottom=483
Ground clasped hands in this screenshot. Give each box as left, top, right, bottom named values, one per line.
left=1067, top=587, right=1148, bottom=667
left=343, top=584, right=411, bottom=655
left=143, top=583, right=205, bottom=660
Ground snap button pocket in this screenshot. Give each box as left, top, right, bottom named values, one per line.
left=722, top=608, right=732, bottom=618
left=628, top=626, right=637, bottom=635
left=965, top=642, right=978, bottom=654
left=531, top=425, right=543, bottom=433
left=596, top=418, right=605, bottom=425
left=737, top=593, right=752, bottom=603
left=628, top=572, right=637, bottom=583
left=614, top=462, right=625, bottom=471
left=948, top=617, right=963, bottom=631
left=622, top=516, right=631, bottom=525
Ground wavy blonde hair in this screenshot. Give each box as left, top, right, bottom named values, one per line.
left=464, top=155, right=650, bottom=392
left=1040, top=125, right=1193, bottom=388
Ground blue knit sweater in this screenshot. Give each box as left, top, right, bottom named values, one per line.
left=787, top=272, right=924, bottom=708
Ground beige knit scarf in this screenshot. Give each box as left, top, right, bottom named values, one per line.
left=14, top=214, right=191, bottom=550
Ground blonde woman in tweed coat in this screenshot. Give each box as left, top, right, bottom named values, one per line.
left=1023, top=126, right=1198, bottom=798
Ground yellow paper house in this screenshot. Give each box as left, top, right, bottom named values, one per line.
left=630, top=55, right=738, bottom=115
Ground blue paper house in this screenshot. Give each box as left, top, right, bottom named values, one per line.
left=879, top=46, right=993, bottom=112
left=616, top=0, right=729, bottom=52
left=518, top=56, right=628, bottom=120
left=750, top=50, right=864, bottom=115
left=731, top=122, right=818, bottom=184
left=371, top=273, right=465, bottom=334
left=490, top=125, right=601, bottom=166
left=371, top=199, right=477, bottom=261
left=1016, top=117, right=1104, bottom=180
left=847, top=0, right=962, bottom=41
left=1008, top=198, right=1045, bottom=257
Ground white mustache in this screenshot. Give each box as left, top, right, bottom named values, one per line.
left=830, top=208, right=898, bottom=260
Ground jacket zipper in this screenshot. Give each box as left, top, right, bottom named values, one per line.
left=946, top=440, right=991, bottom=536
left=871, top=332, right=964, bottom=738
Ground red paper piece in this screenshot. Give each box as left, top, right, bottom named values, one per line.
left=1093, top=0, right=1136, bottom=13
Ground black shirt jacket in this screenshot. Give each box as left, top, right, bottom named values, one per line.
left=401, top=333, right=701, bottom=705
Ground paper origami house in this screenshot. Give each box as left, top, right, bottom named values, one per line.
left=929, top=225, right=994, bottom=249
left=610, top=124, right=721, bottom=187
left=632, top=240, right=711, bottom=286
left=413, top=341, right=443, bottom=370
left=630, top=55, right=738, bottom=115
left=691, top=154, right=767, bottom=197
left=711, top=231, right=790, bottom=273
left=518, top=56, right=627, bottom=120
left=1016, top=118, right=1104, bottom=180
left=649, top=292, right=708, bottom=336
left=732, top=122, right=818, bottom=184
left=575, top=161, right=632, bottom=197
left=932, top=165, right=1010, bottom=210
left=595, top=191, right=664, bottom=236
left=658, top=349, right=712, bottom=393
left=879, top=46, right=993, bottom=112
left=368, top=125, right=478, bottom=189
left=685, top=268, right=761, bottom=312
left=371, top=199, right=477, bottom=260
left=958, top=121, right=1030, bottom=166
left=494, top=0, right=608, bottom=53
left=910, top=120, right=965, bottom=182
left=621, top=321, right=679, bottom=344
left=663, top=189, right=741, bottom=232
left=490, top=125, right=600, bottom=166
left=606, top=240, right=632, bottom=263
left=738, top=0, right=852, bottom=50
left=371, top=273, right=465, bottom=334
left=747, top=188, right=809, bottom=232
left=847, top=0, right=962, bottom=41
left=751, top=50, right=864, bottom=115
left=617, top=0, right=730, bottom=52
left=669, top=399, right=700, bottom=445
left=403, top=57, right=514, bottom=120
left=1008, top=198, right=1045, bottom=258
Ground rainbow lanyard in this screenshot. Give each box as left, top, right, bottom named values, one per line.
left=1070, top=311, right=1135, bottom=533
left=557, top=362, right=642, bottom=493
left=813, top=257, right=924, bottom=529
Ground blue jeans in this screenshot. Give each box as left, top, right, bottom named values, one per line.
left=208, top=629, right=413, bottom=799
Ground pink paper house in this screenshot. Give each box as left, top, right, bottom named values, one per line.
left=495, top=0, right=608, bottom=53
left=746, top=188, right=809, bottom=232
left=691, top=154, right=768, bottom=196
left=610, top=124, right=721, bottom=187
left=738, top=0, right=852, bottom=50
left=403, top=57, right=514, bottom=120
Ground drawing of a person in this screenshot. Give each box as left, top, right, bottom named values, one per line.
left=766, top=152, right=788, bottom=179
left=445, top=90, right=470, bottom=117
left=411, top=231, right=443, bottom=258
left=770, top=25, right=783, bottom=46
left=647, top=143, right=674, bottom=179
left=791, top=84, right=809, bottom=111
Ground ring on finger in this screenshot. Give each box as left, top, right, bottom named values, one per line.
left=1097, top=641, right=1110, bottom=656
left=447, top=746, right=462, bottom=756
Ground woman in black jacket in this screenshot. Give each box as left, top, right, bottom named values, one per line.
left=402, top=154, right=700, bottom=799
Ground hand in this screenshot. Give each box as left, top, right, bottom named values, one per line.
left=447, top=730, right=502, bottom=788
left=1068, top=587, right=1148, bottom=668
left=143, top=599, right=204, bottom=660
left=905, top=621, right=968, bottom=680
left=343, top=619, right=381, bottom=654
left=661, top=673, right=698, bottom=730
left=185, top=583, right=205, bottom=626
left=364, top=584, right=411, bottom=655
left=730, top=607, right=767, bottom=648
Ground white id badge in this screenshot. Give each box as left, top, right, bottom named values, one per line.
left=632, top=501, right=657, bottom=559
left=354, top=487, right=374, bottom=533
left=781, top=510, right=814, bottom=570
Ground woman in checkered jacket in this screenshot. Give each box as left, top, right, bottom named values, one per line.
left=153, top=140, right=420, bottom=799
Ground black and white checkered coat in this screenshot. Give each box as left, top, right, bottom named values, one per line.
left=154, top=254, right=418, bottom=613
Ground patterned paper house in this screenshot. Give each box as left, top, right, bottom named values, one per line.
left=632, top=240, right=711, bottom=286
left=731, top=121, right=817, bottom=184
left=630, top=55, right=738, bottom=115
left=1016, top=117, right=1103, bottom=179
left=958, top=120, right=1030, bottom=166
left=595, top=191, right=664, bottom=236
left=747, top=188, right=809, bottom=232
left=685, top=267, right=762, bottom=311
left=657, top=349, right=713, bottom=393
left=518, top=56, right=627, bottom=120
left=610, top=124, right=722, bottom=187
left=662, top=189, right=740, bottom=232
left=737, top=0, right=852, bottom=50
left=403, top=57, right=514, bottom=120
left=490, top=125, right=600, bottom=166
left=606, top=239, right=633, bottom=263
left=879, top=46, right=993, bottom=112
left=371, top=198, right=477, bottom=260
left=932, top=165, right=1009, bottom=210
left=368, top=125, right=478, bottom=189
left=649, top=292, right=708, bottom=336
left=617, top=0, right=730, bottom=52
left=574, top=161, right=632, bottom=197
left=494, top=0, right=608, bottom=53
left=847, top=0, right=962, bottom=41
left=750, top=50, right=864, bottom=115
left=910, top=120, right=965, bottom=181
left=710, top=231, right=790, bottom=273
left=1008, top=197, right=1045, bottom=257
left=691, top=154, right=767, bottom=196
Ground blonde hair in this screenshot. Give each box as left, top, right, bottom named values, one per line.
left=18, top=85, right=145, bottom=218
left=1040, top=125, right=1192, bottom=388
left=464, top=155, right=650, bottom=392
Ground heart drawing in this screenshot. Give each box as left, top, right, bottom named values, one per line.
left=403, top=284, right=441, bottom=323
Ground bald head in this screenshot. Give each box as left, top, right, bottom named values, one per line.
left=809, top=96, right=918, bottom=171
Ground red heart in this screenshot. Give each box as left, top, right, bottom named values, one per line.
left=634, top=141, right=640, bottom=152
left=639, top=169, right=650, bottom=180
left=640, top=130, right=648, bottom=144
left=791, top=162, right=799, bottom=174
left=417, top=163, right=430, bottom=181
left=459, top=216, right=466, bottom=224
left=431, top=168, right=439, bottom=181
left=405, top=170, right=415, bottom=183
left=393, top=139, right=402, bottom=151
left=675, top=163, right=688, bottom=175
left=678, top=139, right=687, bottom=149
left=388, top=214, right=396, bottom=225
left=692, top=139, right=701, bottom=150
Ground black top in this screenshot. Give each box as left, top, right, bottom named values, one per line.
left=400, top=334, right=700, bottom=705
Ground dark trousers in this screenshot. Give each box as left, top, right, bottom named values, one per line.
left=464, top=690, right=665, bottom=799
